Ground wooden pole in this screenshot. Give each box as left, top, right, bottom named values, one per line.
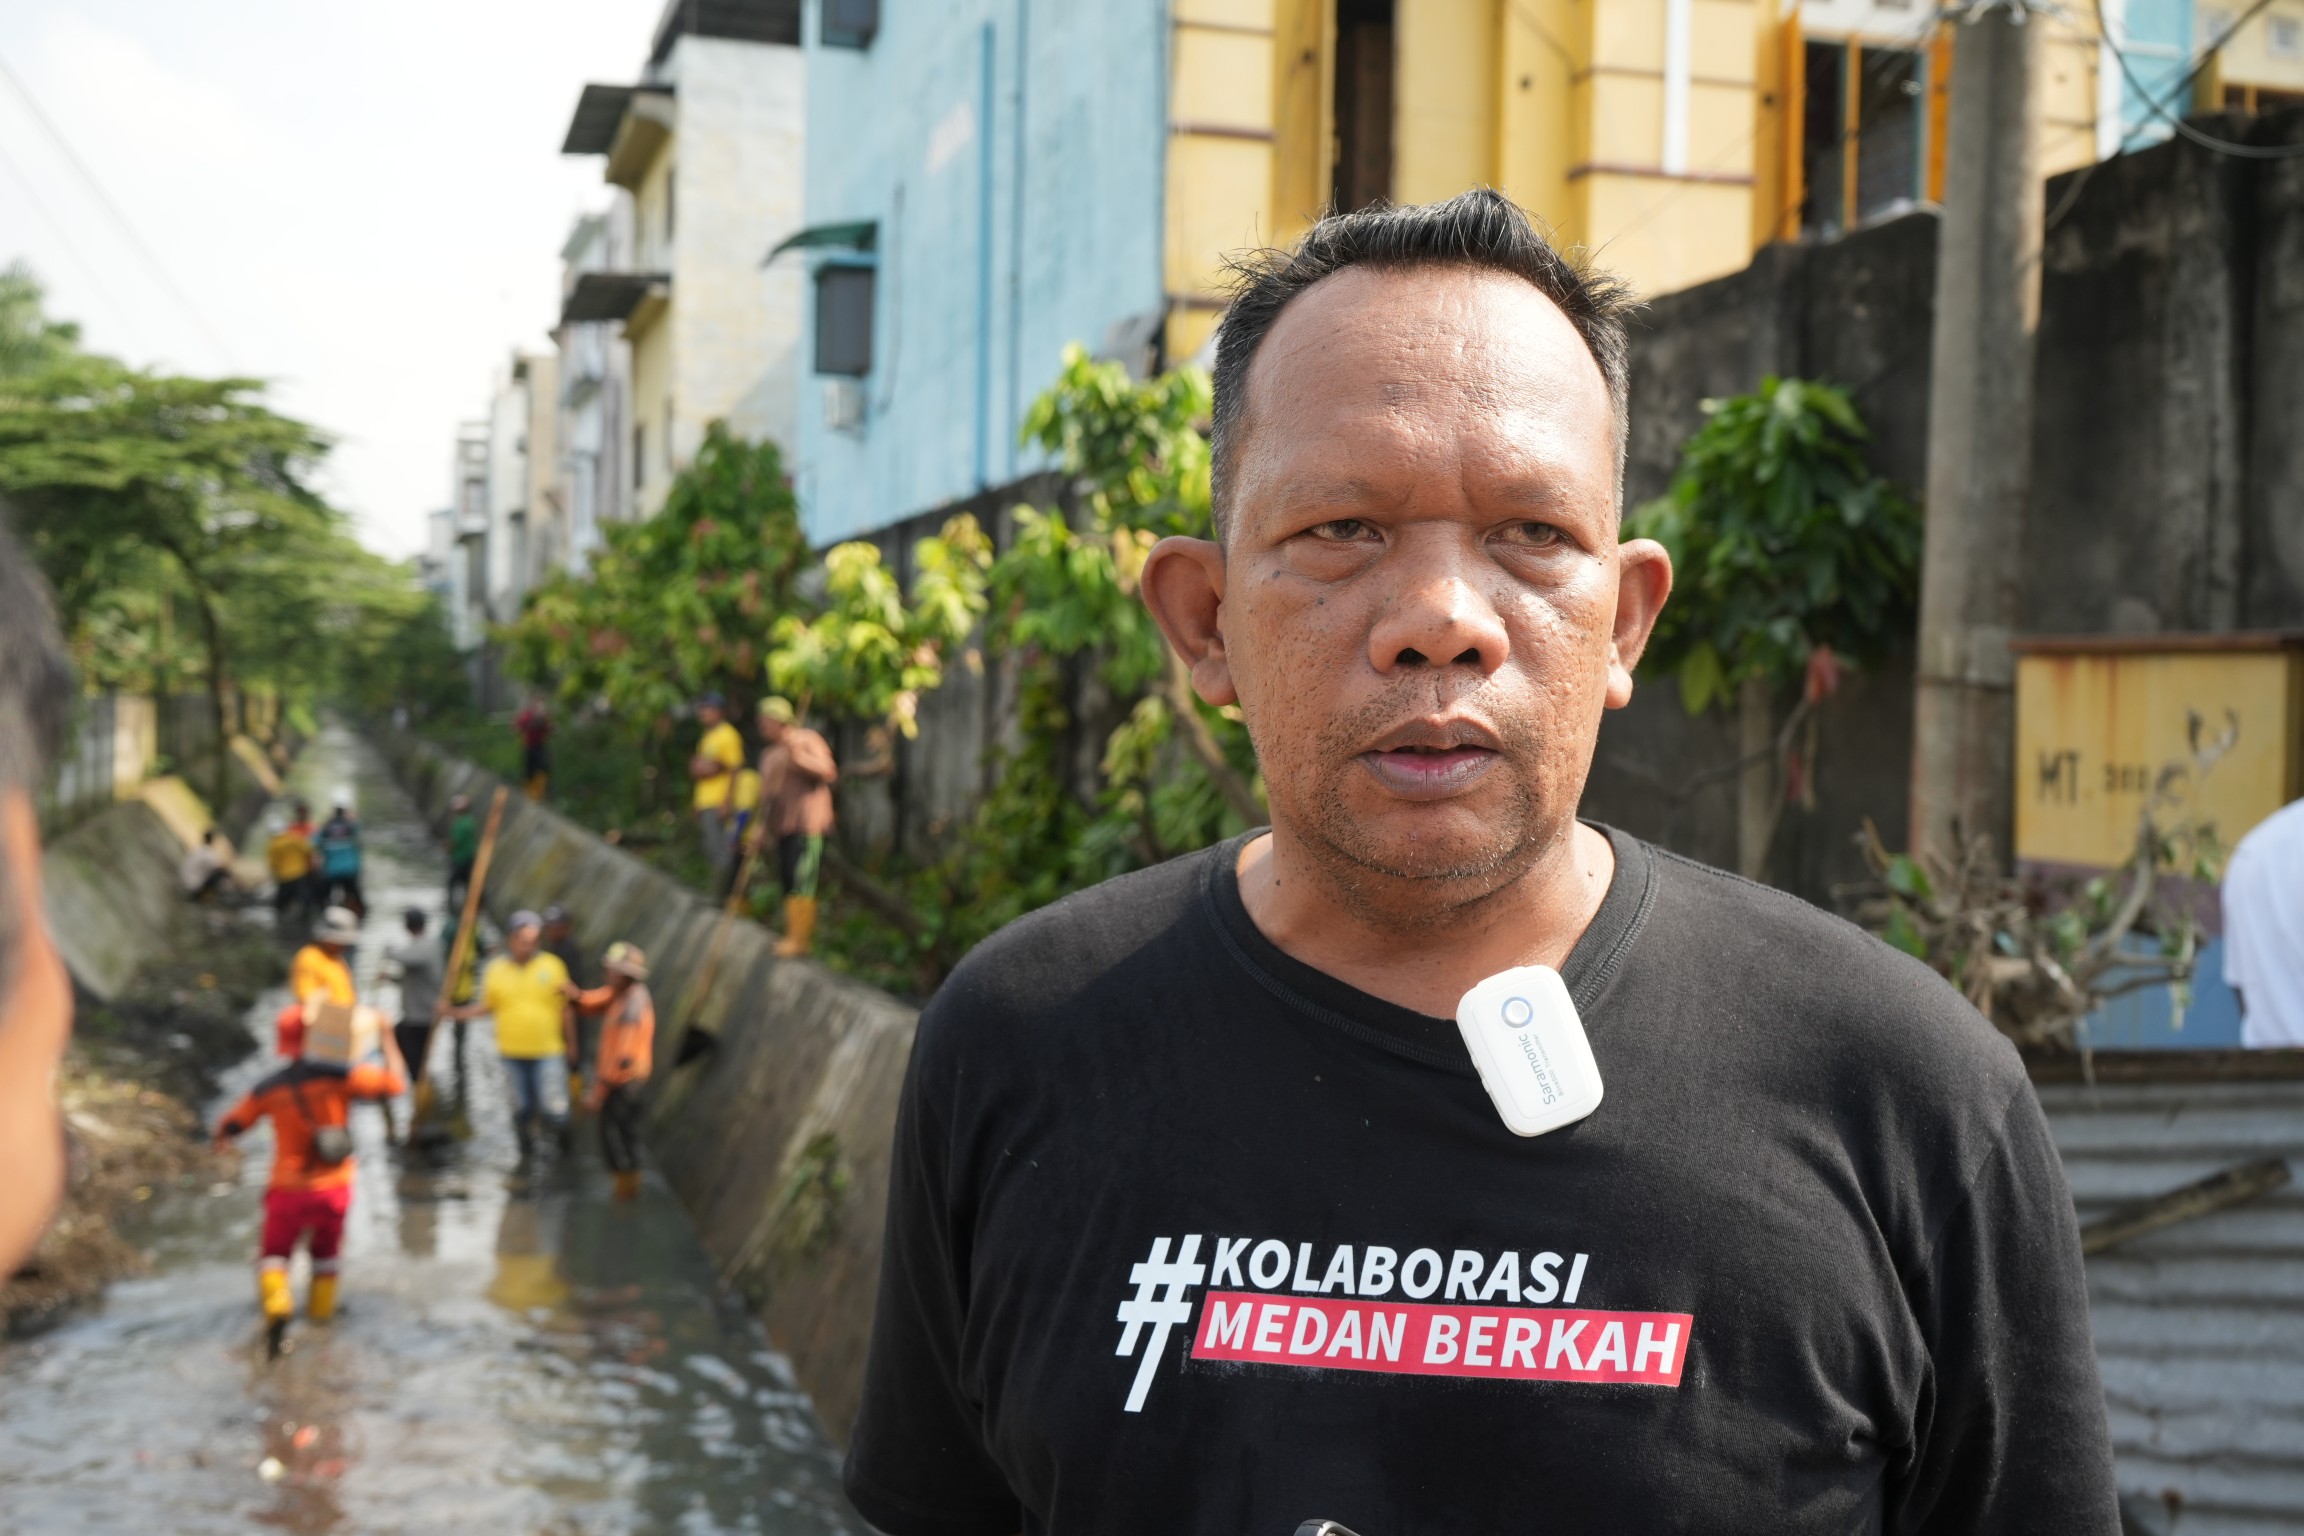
left=411, top=785, right=508, bottom=1127
left=2080, top=1156, right=2292, bottom=1256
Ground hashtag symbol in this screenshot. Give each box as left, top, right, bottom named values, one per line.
left=1114, top=1234, right=1205, bottom=1413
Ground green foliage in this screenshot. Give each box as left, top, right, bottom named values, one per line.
left=766, top=515, right=991, bottom=737
left=484, top=347, right=1251, bottom=990
left=0, top=269, right=423, bottom=761
left=502, top=423, right=810, bottom=722
left=893, top=347, right=1254, bottom=970
left=1626, top=376, right=1920, bottom=715
left=0, top=262, right=80, bottom=380
left=335, top=586, right=471, bottom=723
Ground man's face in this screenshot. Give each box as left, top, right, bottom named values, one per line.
left=698, top=705, right=724, bottom=728
left=0, top=789, right=73, bottom=1273
left=758, top=716, right=787, bottom=745
left=508, top=925, right=541, bottom=962
left=1151, top=265, right=1668, bottom=912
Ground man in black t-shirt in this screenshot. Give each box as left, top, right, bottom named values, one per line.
left=844, top=192, right=2118, bottom=1536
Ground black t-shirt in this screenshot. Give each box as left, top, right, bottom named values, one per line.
left=845, top=829, right=2117, bottom=1536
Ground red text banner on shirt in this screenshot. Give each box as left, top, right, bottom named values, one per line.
left=1189, top=1290, right=1692, bottom=1386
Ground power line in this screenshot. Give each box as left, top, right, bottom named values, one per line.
left=0, top=131, right=143, bottom=345
left=0, top=46, right=244, bottom=363
left=2094, top=0, right=2304, bottom=159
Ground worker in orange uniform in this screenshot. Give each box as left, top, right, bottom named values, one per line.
left=214, top=1025, right=407, bottom=1351
left=571, top=941, right=655, bottom=1201
left=754, top=697, right=838, bottom=957
left=276, top=905, right=360, bottom=1058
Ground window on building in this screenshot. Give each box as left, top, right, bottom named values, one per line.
left=634, top=424, right=646, bottom=488
left=822, top=0, right=879, bottom=48
left=2271, top=14, right=2302, bottom=57
left=1800, top=42, right=1847, bottom=239
left=1854, top=48, right=1921, bottom=221
left=665, top=166, right=676, bottom=245
left=1801, top=41, right=1924, bottom=240
left=2225, top=82, right=2304, bottom=111
left=1332, top=0, right=1395, bottom=212
left=815, top=264, right=876, bottom=376
left=664, top=397, right=675, bottom=472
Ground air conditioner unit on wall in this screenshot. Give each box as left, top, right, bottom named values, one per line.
left=824, top=378, right=866, bottom=432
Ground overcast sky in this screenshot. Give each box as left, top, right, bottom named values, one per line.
left=0, top=0, right=667, bottom=557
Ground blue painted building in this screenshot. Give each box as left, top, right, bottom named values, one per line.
left=787, top=1, right=1174, bottom=547
left=2102, top=0, right=2199, bottom=155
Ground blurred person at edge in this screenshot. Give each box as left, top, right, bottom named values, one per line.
left=0, top=506, right=80, bottom=1275
left=2224, top=796, right=2304, bottom=1046
left=842, top=192, right=2118, bottom=1536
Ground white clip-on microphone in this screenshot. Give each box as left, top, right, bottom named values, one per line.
left=1455, top=967, right=1603, bottom=1136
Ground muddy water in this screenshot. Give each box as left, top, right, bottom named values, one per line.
left=0, top=726, right=866, bottom=1534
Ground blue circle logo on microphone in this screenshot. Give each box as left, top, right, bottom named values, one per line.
left=1501, top=996, right=1534, bottom=1029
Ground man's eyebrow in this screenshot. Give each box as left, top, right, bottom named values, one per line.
left=1269, top=474, right=1388, bottom=506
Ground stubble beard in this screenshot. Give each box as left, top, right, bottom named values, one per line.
left=1274, top=692, right=1572, bottom=933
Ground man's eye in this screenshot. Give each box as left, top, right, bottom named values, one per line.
left=1501, top=521, right=1564, bottom=548
left=1308, top=519, right=1373, bottom=542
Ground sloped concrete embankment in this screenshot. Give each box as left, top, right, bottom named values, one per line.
left=375, top=731, right=917, bottom=1444
left=43, top=768, right=273, bottom=1003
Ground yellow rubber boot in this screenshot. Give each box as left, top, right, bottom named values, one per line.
left=774, top=896, right=817, bottom=958
left=307, top=1273, right=339, bottom=1322
left=260, top=1267, right=294, bottom=1322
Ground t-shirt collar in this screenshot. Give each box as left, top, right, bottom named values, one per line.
left=1200, top=823, right=1656, bottom=1076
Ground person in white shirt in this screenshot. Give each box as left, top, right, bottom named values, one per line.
left=2223, top=797, right=2304, bottom=1047
left=180, top=829, right=232, bottom=903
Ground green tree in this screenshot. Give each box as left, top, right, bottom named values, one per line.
left=0, top=326, right=399, bottom=805
left=1625, top=376, right=1920, bottom=878
left=0, top=263, right=80, bottom=379
left=765, top=515, right=992, bottom=738
left=883, top=348, right=1257, bottom=973
left=504, top=423, right=809, bottom=725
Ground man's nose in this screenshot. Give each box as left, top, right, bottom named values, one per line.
left=1364, top=534, right=1509, bottom=677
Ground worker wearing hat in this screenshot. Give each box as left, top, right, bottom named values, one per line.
left=753, top=696, right=839, bottom=958
left=444, top=909, right=575, bottom=1162
left=571, top=941, right=655, bottom=1201
left=277, top=905, right=361, bottom=1058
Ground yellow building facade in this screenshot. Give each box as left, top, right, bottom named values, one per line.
left=1160, top=0, right=2176, bottom=357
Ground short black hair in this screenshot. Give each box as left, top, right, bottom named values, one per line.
left=0, top=505, right=76, bottom=1007
left=1209, top=189, right=1635, bottom=537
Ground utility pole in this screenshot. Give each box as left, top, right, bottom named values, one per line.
left=1910, top=1, right=2043, bottom=864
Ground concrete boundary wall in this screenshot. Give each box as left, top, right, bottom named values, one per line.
left=376, top=731, right=917, bottom=1443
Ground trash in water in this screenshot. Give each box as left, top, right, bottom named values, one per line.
left=257, top=1457, right=285, bottom=1483
left=291, top=1425, right=318, bottom=1450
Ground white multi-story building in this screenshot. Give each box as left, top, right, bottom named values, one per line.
left=555, top=207, right=635, bottom=567
left=448, top=422, right=491, bottom=654
left=559, top=0, right=804, bottom=516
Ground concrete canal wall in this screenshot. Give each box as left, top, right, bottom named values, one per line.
left=375, top=731, right=915, bottom=1444
left=44, top=749, right=285, bottom=1003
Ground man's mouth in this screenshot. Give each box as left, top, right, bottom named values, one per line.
left=1357, top=730, right=1503, bottom=799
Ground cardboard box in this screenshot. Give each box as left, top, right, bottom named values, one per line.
left=301, top=1001, right=382, bottom=1068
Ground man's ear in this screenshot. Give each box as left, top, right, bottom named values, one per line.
left=1140, top=535, right=1237, bottom=707
left=1605, top=536, right=1673, bottom=709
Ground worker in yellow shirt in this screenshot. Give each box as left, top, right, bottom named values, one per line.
left=688, top=691, right=746, bottom=892
left=445, top=909, right=574, bottom=1162
left=266, top=806, right=317, bottom=930
left=276, top=905, right=360, bottom=1058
